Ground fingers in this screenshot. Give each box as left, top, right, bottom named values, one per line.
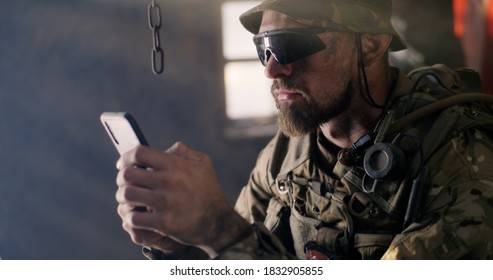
left=118, top=210, right=165, bottom=247
left=122, top=227, right=161, bottom=247
left=120, top=217, right=188, bottom=253
left=116, top=168, right=178, bottom=211
left=119, top=205, right=154, bottom=231
left=116, top=164, right=162, bottom=190
left=117, top=146, right=167, bottom=171
left=115, top=183, right=157, bottom=209
left=166, top=142, right=205, bottom=162
left=117, top=143, right=206, bottom=172
left=118, top=204, right=171, bottom=234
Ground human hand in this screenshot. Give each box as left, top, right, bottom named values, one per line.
left=117, top=202, right=190, bottom=256
left=115, top=142, right=251, bottom=257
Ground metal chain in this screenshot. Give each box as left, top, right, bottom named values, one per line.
left=148, top=0, right=164, bottom=74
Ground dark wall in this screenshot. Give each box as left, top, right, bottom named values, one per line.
left=0, top=0, right=270, bottom=259
left=392, top=0, right=463, bottom=69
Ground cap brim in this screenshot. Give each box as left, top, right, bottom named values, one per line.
left=239, top=1, right=407, bottom=52
left=389, top=33, right=407, bottom=52
left=239, top=2, right=293, bottom=34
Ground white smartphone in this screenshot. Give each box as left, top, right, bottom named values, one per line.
left=100, top=112, right=149, bottom=155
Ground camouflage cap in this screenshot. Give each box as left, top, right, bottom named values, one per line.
left=240, top=0, right=406, bottom=51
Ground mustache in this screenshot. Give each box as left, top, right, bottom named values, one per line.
left=271, top=79, right=309, bottom=96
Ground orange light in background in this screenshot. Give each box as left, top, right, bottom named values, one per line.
left=488, top=0, right=493, bottom=37
left=453, top=0, right=493, bottom=94
left=453, top=0, right=467, bottom=38
left=484, top=0, right=493, bottom=93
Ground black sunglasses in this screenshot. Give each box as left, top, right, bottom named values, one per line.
left=253, top=28, right=331, bottom=66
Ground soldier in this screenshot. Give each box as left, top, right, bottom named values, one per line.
left=115, top=0, right=493, bottom=259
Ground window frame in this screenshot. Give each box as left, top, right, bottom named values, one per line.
left=221, top=0, right=278, bottom=139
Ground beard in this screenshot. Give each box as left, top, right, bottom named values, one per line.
left=272, top=79, right=353, bottom=137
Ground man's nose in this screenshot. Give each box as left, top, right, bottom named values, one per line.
left=264, top=50, right=293, bottom=79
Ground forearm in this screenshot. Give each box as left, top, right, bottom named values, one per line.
left=198, top=209, right=254, bottom=258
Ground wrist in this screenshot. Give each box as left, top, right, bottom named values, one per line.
left=143, top=246, right=210, bottom=260
left=199, top=211, right=253, bottom=258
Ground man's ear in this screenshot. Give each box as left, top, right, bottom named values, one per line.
left=360, top=33, right=392, bottom=66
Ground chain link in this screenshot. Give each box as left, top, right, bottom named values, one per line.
left=148, top=0, right=164, bottom=74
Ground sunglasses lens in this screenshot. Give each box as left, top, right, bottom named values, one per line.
left=253, top=37, right=267, bottom=65
left=253, top=30, right=326, bottom=66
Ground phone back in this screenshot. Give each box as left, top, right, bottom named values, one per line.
left=100, top=112, right=148, bottom=156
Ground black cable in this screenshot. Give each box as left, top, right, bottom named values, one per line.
left=398, top=133, right=426, bottom=229
left=402, top=71, right=453, bottom=116
left=356, top=34, right=385, bottom=109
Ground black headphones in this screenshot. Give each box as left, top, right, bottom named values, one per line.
left=363, top=135, right=409, bottom=182
left=356, top=132, right=425, bottom=227
left=347, top=133, right=412, bottom=185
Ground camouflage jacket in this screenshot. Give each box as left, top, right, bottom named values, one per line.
left=145, top=67, right=493, bottom=259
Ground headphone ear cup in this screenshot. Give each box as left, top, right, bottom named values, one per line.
left=363, top=143, right=407, bottom=181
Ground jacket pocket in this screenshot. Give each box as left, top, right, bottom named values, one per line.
left=263, top=198, right=294, bottom=254
left=289, top=207, right=321, bottom=259
left=353, top=233, right=394, bottom=259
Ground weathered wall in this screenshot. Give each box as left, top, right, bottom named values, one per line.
left=0, top=0, right=270, bottom=259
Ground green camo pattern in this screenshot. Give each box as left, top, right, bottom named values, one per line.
left=383, top=129, right=493, bottom=259
left=240, top=0, right=406, bottom=51
left=140, top=67, right=493, bottom=259
left=230, top=69, right=493, bottom=259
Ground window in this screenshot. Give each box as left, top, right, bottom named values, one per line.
left=221, top=1, right=277, bottom=138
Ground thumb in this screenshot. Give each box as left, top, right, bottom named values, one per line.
left=166, top=142, right=204, bottom=161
